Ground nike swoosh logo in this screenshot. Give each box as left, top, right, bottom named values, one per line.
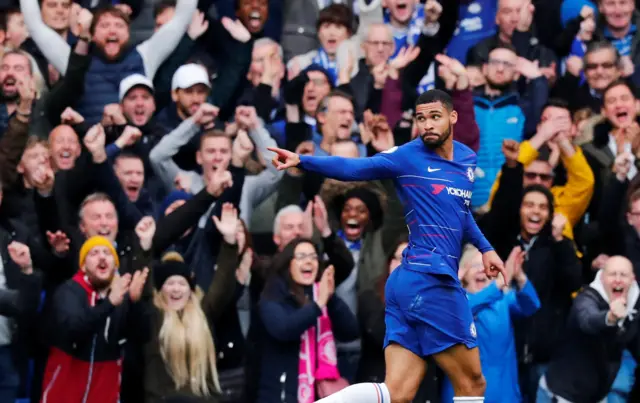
left=427, top=167, right=441, bottom=173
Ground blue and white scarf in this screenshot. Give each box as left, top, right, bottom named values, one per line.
left=383, top=5, right=435, bottom=94
left=337, top=230, right=362, bottom=251
left=605, top=24, right=637, bottom=57
left=313, top=48, right=339, bottom=85
left=383, top=6, right=424, bottom=57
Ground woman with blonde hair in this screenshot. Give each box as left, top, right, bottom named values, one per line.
left=143, top=203, right=240, bottom=402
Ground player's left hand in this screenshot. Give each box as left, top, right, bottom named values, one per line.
left=482, top=250, right=506, bottom=281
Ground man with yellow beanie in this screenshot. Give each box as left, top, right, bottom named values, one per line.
left=40, top=236, right=149, bottom=403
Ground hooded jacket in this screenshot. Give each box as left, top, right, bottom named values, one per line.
left=545, top=271, right=640, bottom=402
left=40, top=271, right=147, bottom=403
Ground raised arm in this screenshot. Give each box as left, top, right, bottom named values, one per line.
left=136, top=0, right=197, bottom=79
left=268, top=146, right=399, bottom=182
left=19, top=0, right=71, bottom=74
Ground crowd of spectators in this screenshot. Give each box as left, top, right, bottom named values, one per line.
left=0, top=0, right=639, bottom=402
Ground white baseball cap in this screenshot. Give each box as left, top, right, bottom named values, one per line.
left=171, top=63, right=211, bottom=91
left=119, top=74, right=154, bottom=102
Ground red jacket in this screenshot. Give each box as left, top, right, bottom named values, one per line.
left=41, top=272, right=132, bottom=403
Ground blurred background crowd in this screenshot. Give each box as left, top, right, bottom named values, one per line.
left=0, top=0, right=638, bottom=402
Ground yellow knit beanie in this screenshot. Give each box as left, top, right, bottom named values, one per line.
left=79, top=236, right=120, bottom=270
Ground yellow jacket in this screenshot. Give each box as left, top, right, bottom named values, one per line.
left=487, top=141, right=595, bottom=240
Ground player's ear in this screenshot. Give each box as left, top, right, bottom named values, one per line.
left=449, top=110, right=458, bottom=125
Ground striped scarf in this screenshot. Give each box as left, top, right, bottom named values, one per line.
left=313, top=48, right=338, bottom=85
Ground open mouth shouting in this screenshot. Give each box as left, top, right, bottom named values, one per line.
left=524, top=214, right=543, bottom=234
left=2, top=77, right=16, bottom=91
left=131, top=107, right=148, bottom=124
left=248, top=11, right=263, bottom=30
left=104, top=36, right=121, bottom=56
left=613, top=108, right=634, bottom=128
left=611, top=285, right=626, bottom=298
left=392, top=0, right=413, bottom=22
left=95, top=259, right=111, bottom=276
left=124, top=184, right=141, bottom=201
left=297, top=264, right=316, bottom=285
left=56, top=150, right=75, bottom=169
left=343, top=218, right=364, bottom=240
left=326, top=37, right=338, bottom=50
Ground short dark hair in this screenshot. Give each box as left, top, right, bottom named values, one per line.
left=153, top=0, right=176, bottom=19
left=603, top=78, right=637, bottom=100
left=199, top=129, right=232, bottom=149
left=488, top=43, right=517, bottom=55
left=114, top=151, right=143, bottom=165
left=317, top=3, right=354, bottom=34
left=415, top=89, right=453, bottom=112
left=541, top=98, right=571, bottom=117
left=90, top=6, right=130, bottom=34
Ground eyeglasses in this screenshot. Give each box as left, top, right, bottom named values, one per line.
left=524, top=172, right=554, bottom=181
left=294, top=253, right=318, bottom=261
left=366, top=40, right=393, bottom=48
left=488, top=58, right=516, bottom=69
left=585, top=62, right=616, bottom=71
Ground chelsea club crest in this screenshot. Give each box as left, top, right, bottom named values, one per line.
left=467, top=167, right=475, bottom=183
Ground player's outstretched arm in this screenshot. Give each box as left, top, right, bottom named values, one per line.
left=268, top=147, right=397, bottom=182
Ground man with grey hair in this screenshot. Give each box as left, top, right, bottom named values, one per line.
left=553, top=40, right=624, bottom=112
left=349, top=23, right=395, bottom=119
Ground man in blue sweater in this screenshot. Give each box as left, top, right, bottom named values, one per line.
left=268, top=89, right=505, bottom=403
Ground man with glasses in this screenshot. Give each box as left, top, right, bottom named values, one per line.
left=349, top=24, right=395, bottom=119
left=485, top=99, right=595, bottom=244
left=467, top=0, right=556, bottom=78
left=553, top=41, right=624, bottom=112
left=471, top=44, right=549, bottom=210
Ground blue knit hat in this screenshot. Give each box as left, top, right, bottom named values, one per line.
left=159, top=190, right=193, bottom=217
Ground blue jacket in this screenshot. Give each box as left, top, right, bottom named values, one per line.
left=472, top=77, right=548, bottom=207
left=257, top=277, right=359, bottom=403
left=442, top=281, right=540, bottom=403
left=473, top=93, right=525, bottom=207
left=76, top=48, right=145, bottom=126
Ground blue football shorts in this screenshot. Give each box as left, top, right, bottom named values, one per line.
left=383, top=263, right=478, bottom=357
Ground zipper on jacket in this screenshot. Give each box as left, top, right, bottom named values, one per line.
left=42, top=364, right=62, bottom=403
left=82, top=335, right=98, bottom=403
left=280, top=372, right=286, bottom=402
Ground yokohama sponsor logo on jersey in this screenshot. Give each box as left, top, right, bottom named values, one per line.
left=431, top=184, right=472, bottom=199
left=446, top=187, right=473, bottom=199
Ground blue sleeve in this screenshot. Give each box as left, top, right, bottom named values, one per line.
left=299, top=149, right=400, bottom=181
left=506, top=280, right=541, bottom=318
left=106, top=143, right=121, bottom=163
left=468, top=282, right=503, bottom=315
left=463, top=209, right=493, bottom=253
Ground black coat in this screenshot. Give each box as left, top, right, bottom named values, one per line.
left=256, top=277, right=359, bottom=403
left=546, top=285, right=640, bottom=402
